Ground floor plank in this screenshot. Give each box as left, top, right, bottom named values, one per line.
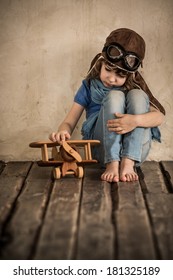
left=115, top=180, right=156, bottom=260
left=139, top=161, right=168, bottom=193
left=0, top=162, right=32, bottom=233
left=145, top=194, right=173, bottom=259
left=34, top=176, right=82, bottom=260
left=76, top=165, right=114, bottom=260
left=140, top=161, right=173, bottom=259
left=0, top=163, right=53, bottom=260
left=0, top=161, right=172, bottom=260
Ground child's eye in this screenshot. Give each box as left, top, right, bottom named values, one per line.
left=116, top=71, right=128, bottom=78
left=117, top=73, right=126, bottom=78
left=105, top=67, right=111, bottom=72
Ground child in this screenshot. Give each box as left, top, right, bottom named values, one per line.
left=49, top=28, right=165, bottom=182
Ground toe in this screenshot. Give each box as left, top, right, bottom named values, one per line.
left=120, top=174, right=127, bottom=182
left=113, top=175, right=119, bottom=182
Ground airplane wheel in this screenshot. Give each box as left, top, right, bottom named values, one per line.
left=53, top=167, right=61, bottom=179
left=76, top=166, right=84, bottom=178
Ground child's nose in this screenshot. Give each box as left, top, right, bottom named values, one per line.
left=109, top=73, right=117, bottom=83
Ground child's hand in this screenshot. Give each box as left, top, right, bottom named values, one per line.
left=49, top=130, right=71, bottom=143
left=107, top=113, right=137, bottom=134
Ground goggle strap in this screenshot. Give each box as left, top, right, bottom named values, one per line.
left=87, top=54, right=103, bottom=76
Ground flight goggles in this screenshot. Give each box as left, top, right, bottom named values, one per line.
left=102, top=43, right=142, bottom=72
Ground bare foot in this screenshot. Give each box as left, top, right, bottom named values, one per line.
left=101, top=161, right=119, bottom=182
left=120, top=158, right=138, bottom=182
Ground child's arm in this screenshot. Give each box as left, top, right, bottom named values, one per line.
left=49, top=102, right=84, bottom=142
left=107, top=106, right=165, bottom=134
left=133, top=106, right=164, bottom=128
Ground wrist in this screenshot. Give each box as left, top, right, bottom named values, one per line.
left=134, top=114, right=141, bottom=127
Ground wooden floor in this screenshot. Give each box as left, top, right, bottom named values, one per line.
left=0, top=160, right=173, bottom=260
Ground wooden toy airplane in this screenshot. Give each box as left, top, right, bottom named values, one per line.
left=29, top=140, right=100, bottom=179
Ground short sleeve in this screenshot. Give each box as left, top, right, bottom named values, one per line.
left=74, top=80, right=91, bottom=108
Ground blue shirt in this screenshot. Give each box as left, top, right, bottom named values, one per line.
left=74, top=79, right=101, bottom=119
left=74, top=79, right=161, bottom=142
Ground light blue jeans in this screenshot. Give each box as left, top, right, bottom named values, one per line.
left=92, top=89, right=152, bottom=166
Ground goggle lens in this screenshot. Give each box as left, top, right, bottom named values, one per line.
left=125, top=55, right=138, bottom=68
left=103, top=44, right=141, bottom=72
left=107, top=45, right=122, bottom=59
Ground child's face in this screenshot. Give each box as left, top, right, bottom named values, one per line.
left=100, top=62, right=127, bottom=88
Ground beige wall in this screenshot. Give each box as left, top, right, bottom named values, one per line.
left=0, top=0, right=173, bottom=161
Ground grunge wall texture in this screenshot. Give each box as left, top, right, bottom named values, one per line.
left=0, top=0, right=172, bottom=160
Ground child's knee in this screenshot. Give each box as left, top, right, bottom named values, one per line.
left=104, top=90, right=125, bottom=108
left=128, top=89, right=148, bottom=103
left=127, top=89, right=150, bottom=114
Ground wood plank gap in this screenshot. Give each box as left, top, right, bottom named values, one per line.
left=110, top=183, right=119, bottom=259
left=159, top=162, right=173, bottom=193
left=0, top=161, right=6, bottom=175
left=70, top=175, right=84, bottom=260
left=136, top=166, right=149, bottom=194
